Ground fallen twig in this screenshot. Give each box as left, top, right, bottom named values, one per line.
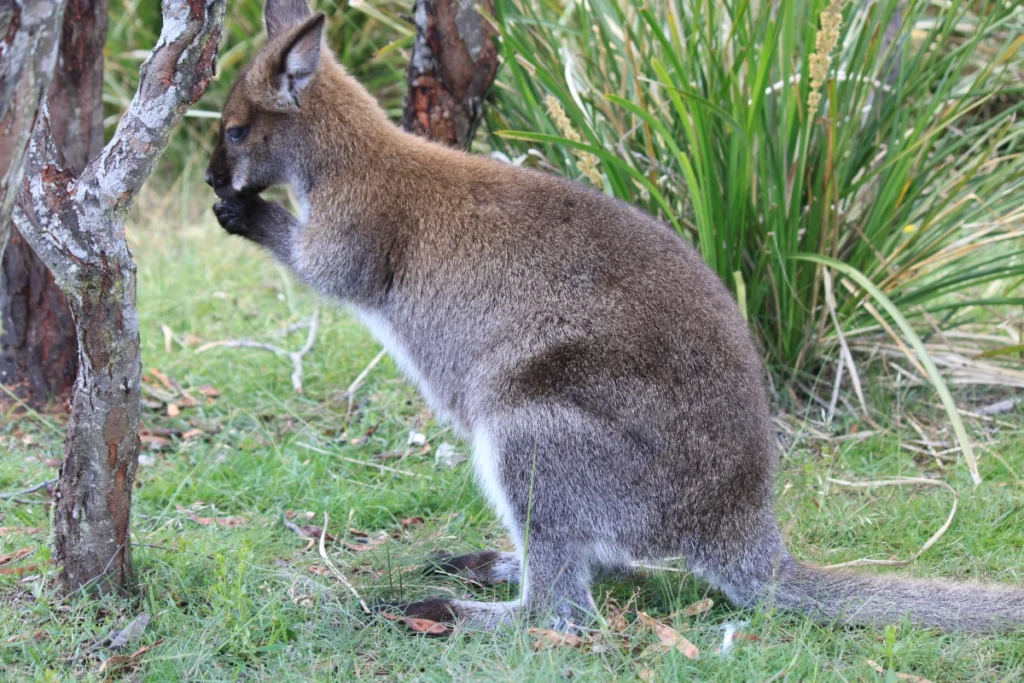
left=196, top=307, right=320, bottom=393
left=291, top=307, right=320, bottom=393
left=318, top=513, right=371, bottom=614
left=822, top=477, right=958, bottom=569
left=0, top=478, right=57, bottom=500
left=344, top=348, right=388, bottom=416
left=281, top=512, right=304, bottom=538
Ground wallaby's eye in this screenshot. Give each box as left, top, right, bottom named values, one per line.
left=226, top=125, right=250, bottom=143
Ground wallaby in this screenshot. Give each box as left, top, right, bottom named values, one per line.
left=205, top=0, right=1024, bottom=633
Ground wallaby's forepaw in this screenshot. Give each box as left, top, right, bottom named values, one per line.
left=213, top=198, right=251, bottom=236
left=213, top=195, right=268, bottom=239
left=425, top=550, right=521, bottom=587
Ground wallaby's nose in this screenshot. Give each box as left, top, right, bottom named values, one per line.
left=204, top=168, right=217, bottom=187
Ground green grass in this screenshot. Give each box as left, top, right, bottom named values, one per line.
left=486, top=0, right=1024, bottom=376
left=0, top=215, right=1022, bottom=680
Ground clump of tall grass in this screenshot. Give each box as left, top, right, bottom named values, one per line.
left=487, top=0, right=1024, bottom=482
left=104, top=0, right=410, bottom=189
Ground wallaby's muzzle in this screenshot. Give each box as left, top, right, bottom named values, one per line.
left=205, top=141, right=235, bottom=199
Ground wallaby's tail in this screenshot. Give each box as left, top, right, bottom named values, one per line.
left=770, top=555, right=1024, bottom=632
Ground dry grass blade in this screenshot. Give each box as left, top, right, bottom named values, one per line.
left=528, top=627, right=585, bottom=650
left=317, top=512, right=371, bottom=614
left=856, top=343, right=1024, bottom=389
left=299, top=443, right=425, bottom=478
left=823, top=270, right=868, bottom=416
left=866, top=659, right=935, bottom=682
left=814, top=259, right=979, bottom=484
left=672, top=598, right=714, bottom=618
left=823, top=477, right=958, bottom=569
left=637, top=611, right=700, bottom=660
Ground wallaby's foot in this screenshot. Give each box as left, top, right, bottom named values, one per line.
left=373, top=597, right=458, bottom=632
left=426, top=550, right=521, bottom=586
left=376, top=597, right=520, bottom=633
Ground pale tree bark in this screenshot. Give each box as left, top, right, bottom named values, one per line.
left=0, top=0, right=105, bottom=408
left=402, top=0, right=498, bottom=149
left=0, top=0, right=68, bottom=256
left=12, top=0, right=225, bottom=594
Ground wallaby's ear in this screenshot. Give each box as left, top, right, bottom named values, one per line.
left=264, top=0, right=312, bottom=40
left=276, top=13, right=326, bottom=106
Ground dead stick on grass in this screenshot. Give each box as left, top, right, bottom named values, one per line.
left=344, top=348, right=388, bottom=417
left=822, top=477, right=958, bottom=570
left=281, top=512, right=304, bottom=538
left=196, top=307, right=320, bottom=393
left=0, top=478, right=57, bottom=500
left=318, top=512, right=370, bottom=614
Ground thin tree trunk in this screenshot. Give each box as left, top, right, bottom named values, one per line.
left=402, top=0, right=498, bottom=149
left=0, top=0, right=106, bottom=408
left=13, top=0, right=224, bottom=594
left=47, top=0, right=108, bottom=169
left=0, top=0, right=68, bottom=257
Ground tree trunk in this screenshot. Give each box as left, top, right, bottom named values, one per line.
left=0, top=229, right=77, bottom=405
left=402, top=0, right=498, bottom=149
left=0, top=0, right=68, bottom=257
left=0, top=0, right=106, bottom=408
left=13, top=0, right=224, bottom=594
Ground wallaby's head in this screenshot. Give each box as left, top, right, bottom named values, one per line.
left=205, top=0, right=329, bottom=199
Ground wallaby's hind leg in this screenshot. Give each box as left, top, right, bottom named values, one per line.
left=427, top=550, right=521, bottom=586
left=520, top=539, right=596, bottom=629
left=382, top=419, right=599, bottom=632
left=390, top=540, right=594, bottom=631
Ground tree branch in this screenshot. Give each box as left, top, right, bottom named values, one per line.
left=14, top=0, right=225, bottom=274
left=82, top=0, right=223, bottom=214
left=11, top=111, right=82, bottom=288
left=0, top=0, right=69, bottom=252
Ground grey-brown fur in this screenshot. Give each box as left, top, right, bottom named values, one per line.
left=205, top=0, right=1024, bottom=634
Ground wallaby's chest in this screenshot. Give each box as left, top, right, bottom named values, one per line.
left=353, top=307, right=454, bottom=426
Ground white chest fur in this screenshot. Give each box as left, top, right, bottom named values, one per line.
left=353, top=308, right=443, bottom=416
left=472, top=427, right=523, bottom=552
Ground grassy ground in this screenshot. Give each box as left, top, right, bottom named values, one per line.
left=0, top=214, right=1022, bottom=681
